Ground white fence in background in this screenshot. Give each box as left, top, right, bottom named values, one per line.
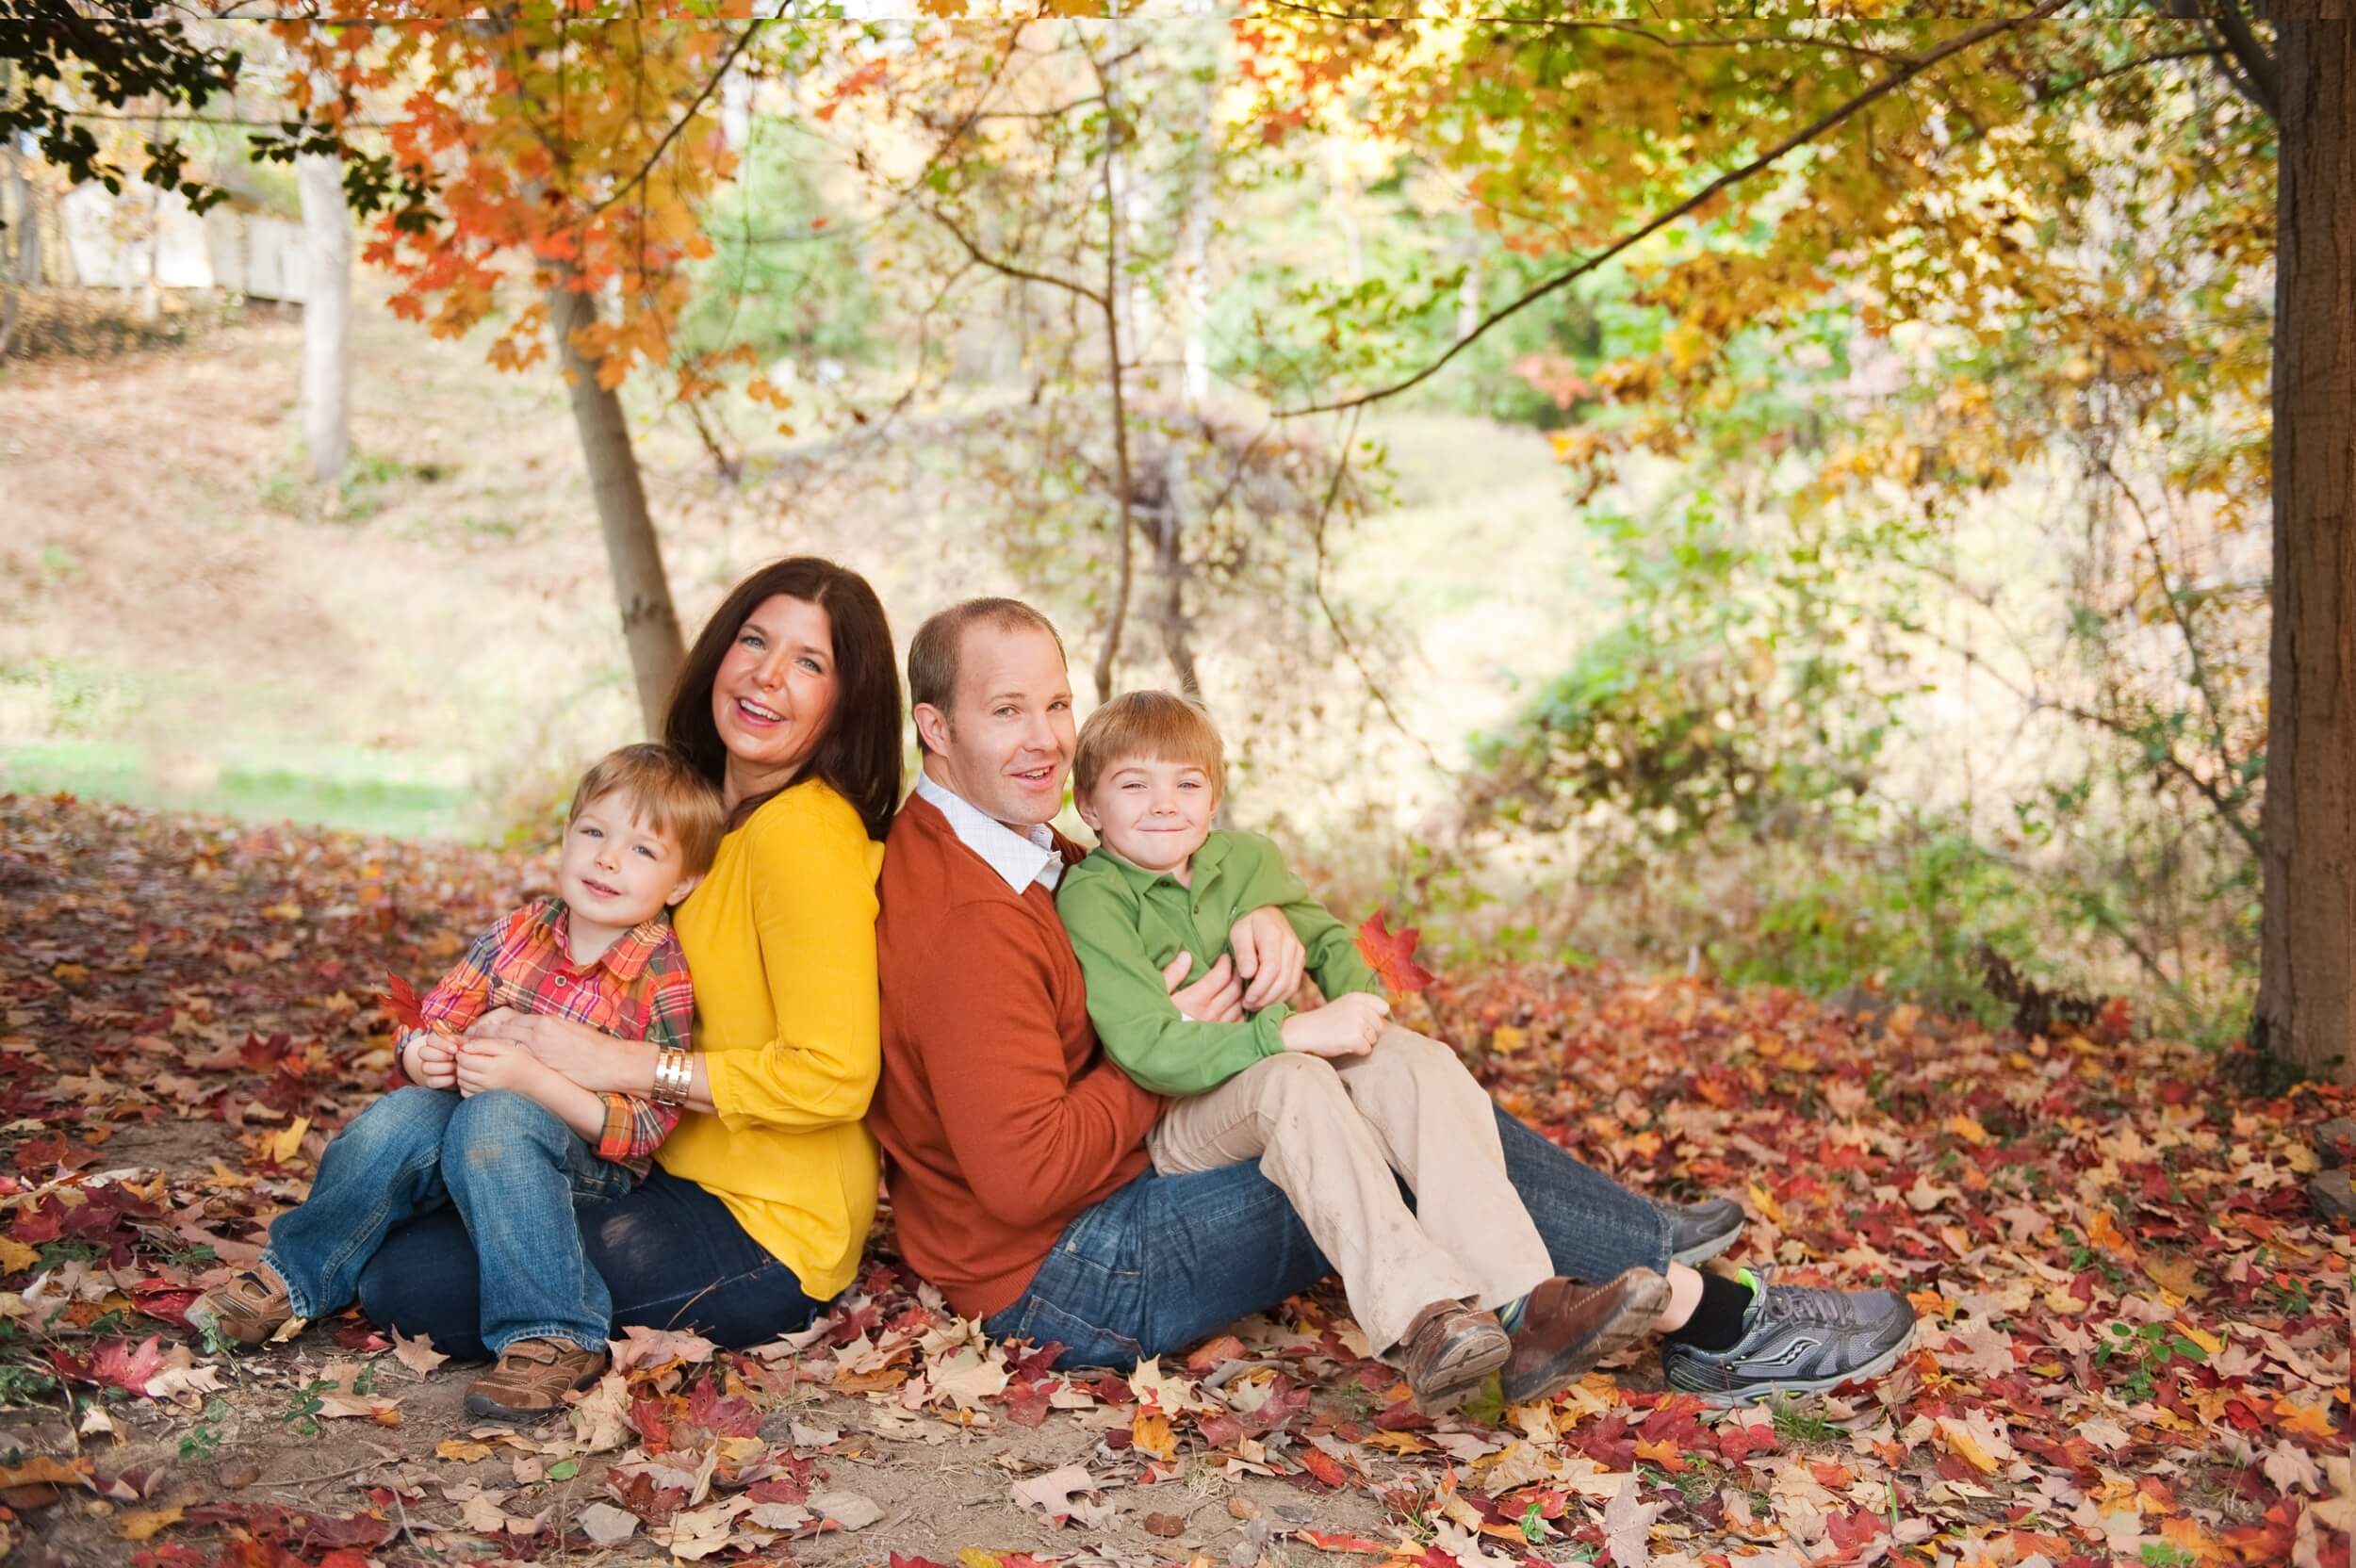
left=60, top=182, right=309, bottom=302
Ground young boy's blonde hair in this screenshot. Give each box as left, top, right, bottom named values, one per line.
left=1072, top=691, right=1225, bottom=801
left=565, top=743, right=728, bottom=876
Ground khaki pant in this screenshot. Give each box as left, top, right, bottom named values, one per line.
left=1146, top=1025, right=1552, bottom=1350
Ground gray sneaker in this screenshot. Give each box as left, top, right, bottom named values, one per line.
left=1662, top=1268, right=1917, bottom=1405
left=1663, top=1198, right=1746, bottom=1266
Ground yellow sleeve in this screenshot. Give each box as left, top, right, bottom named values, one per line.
left=702, top=788, right=883, bottom=1134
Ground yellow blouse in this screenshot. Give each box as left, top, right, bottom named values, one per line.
left=660, top=779, right=884, bottom=1300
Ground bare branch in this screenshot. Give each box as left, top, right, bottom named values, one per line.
left=1278, top=0, right=2068, bottom=417
left=919, top=201, right=1106, bottom=308
left=2204, top=1, right=2280, bottom=118
left=1307, top=408, right=1448, bottom=773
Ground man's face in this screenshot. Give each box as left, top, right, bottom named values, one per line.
left=917, top=624, right=1074, bottom=829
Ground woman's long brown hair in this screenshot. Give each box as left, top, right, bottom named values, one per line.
left=663, top=558, right=903, bottom=841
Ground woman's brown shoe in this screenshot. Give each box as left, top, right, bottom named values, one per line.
left=186, top=1266, right=295, bottom=1348
left=1396, top=1300, right=1513, bottom=1413
left=1500, top=1268, right=1672, bottom=1404
left=465, top=1337, right=610, bottom=1421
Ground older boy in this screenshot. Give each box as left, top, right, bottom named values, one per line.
left=1056, top=692, right=1666, bottom=1410
left=188, top=743, right=726, bottom=1420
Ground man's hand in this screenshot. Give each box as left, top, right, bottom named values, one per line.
left=404, top=1033, right=458, bottom=1091
left=1278, top=992, right=1388, bottom=1058
left=1164, top=951, right=1246, bottom=1023
left=1230, top=907, right=1306, bottom=1013
left=453, top=1036, right=548, bottom=1100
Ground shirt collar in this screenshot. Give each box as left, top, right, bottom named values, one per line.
left=913, top=772, right=1064, bottom=893
left=534, top=897, right=671, bottom=980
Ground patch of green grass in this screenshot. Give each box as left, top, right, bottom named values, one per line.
left=1770, top=1398, right=1841, bottom=1446
left=1, top=738, right=480, bottom=841
left=259, top=446, right=452, bottom=523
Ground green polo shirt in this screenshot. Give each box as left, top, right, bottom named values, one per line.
left=1055, top=828, right=1384, bottom=1098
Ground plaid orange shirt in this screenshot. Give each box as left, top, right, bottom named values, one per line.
left=397, top=897, right=692, bottom=1177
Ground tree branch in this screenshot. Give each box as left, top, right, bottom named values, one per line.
left=588, top=20, right=763, bottom=218
left=1277, top=0, right=2068, bottom=417
left=1307, top=408, right=1448, bottom=773
left=918, top=201, right=1106, bottom=308
left=2204, top=1, right=2280, bottom=119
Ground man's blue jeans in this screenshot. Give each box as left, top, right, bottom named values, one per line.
left=984, top=1105, right=1674, bottom=1370
left=263, top=1086, right=634, bottom=1356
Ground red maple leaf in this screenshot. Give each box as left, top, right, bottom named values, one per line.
left=382, top=972, right=426, bottom=1031
left=1355, top=909, right=1434, bottom=996
left=54, top=1335, right=168, bottom=1396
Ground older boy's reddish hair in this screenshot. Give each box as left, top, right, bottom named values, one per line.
left=566, top=743, right=728, bottom=875
left=1072, top=691, right=1225, bottom=801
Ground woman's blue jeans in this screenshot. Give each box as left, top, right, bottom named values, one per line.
left=262, top=1086, right=636, bottom=1356
left=332, top=1102, right=827, bottom=1361
left=984, top=1104, right=1674, bottom=1370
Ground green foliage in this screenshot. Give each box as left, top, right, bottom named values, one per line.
left=1211, top=160, right=1615, bottom=428
left=677, top=125, right=879, bottom=368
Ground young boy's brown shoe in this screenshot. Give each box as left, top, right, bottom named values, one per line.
left=1396, top=1300, right=1513, bottom=1413
left=186, top=1266, right=296, bottom=1348
left=1499, top=1268, right=1672, bottom=1404
left=465, top=1337, right=610, bottom=1421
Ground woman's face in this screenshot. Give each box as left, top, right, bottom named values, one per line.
left=711, top=594, right=840, bottom=806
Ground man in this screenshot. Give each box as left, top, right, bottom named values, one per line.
left=867, top=599, right=1916, bottom=1405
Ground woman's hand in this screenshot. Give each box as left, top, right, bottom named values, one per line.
left=467, top=1007, right=643, bottom=1095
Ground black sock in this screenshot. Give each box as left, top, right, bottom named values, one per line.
left=1666, top=1271, right=1754, bottom=1352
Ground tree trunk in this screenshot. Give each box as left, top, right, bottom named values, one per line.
left=2254, top=17, right=2356, bottom=1082
left=547, top=284, right=687, bottom=736
left=1153, top=445, right=1205, bottom=702
left=10, top=139, right=39, bottom=286
left=295, top=153, right=352, bottom=485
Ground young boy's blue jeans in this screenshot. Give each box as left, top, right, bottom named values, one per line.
left=261, top=1086, right=632, bottom=1355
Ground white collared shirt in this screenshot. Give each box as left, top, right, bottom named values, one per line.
left=912, top=771, right=1064, bottom=894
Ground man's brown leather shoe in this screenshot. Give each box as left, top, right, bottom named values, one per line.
left=1396, top=1300, right=1512, bottom=1413
left=464, top=1337, right=610, bottom=1421
left=1500, top=1268, right=1672, bottom=1404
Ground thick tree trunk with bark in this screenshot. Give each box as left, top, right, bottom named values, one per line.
left=2255, top=17, right=2356, bottom=1082
left=547, top=285, right=687, bottom=736
left=295, top=154, right=352, bottom=485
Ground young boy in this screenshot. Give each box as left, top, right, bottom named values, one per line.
left=188, top=743, right=726, bottom=1420
left=1056, top=693, right=1670, bottom=1413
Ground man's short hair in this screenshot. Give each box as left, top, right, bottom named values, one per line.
left=566, top=743, right=728, bottom=875
left=1072, top=690, right=1225, bottom=801
left=907, top=597, right=1067, bottom=754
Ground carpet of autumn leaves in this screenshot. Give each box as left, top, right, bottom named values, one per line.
left=0, top=790, right=2348, bottom=1568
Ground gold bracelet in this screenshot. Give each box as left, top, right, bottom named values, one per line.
left=650, top=1048, right=692, bottom=1107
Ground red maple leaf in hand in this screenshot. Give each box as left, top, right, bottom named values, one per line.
left=1355, top=909, right=1434, bottom=996
left=383, top=972, right=426, bottom=1031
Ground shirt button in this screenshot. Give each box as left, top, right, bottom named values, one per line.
left=554, top=974, right=569, bottom=987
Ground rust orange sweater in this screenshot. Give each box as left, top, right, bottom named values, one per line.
left=870, top=796, right=1164, bottom=1318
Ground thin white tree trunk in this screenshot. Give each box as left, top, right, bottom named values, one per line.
left=296, top=153, right=352, bottom=484
left=547, top=283, right=686, bottom=735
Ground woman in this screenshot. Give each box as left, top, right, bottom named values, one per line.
left=355, top=558, right=903, bottom=1393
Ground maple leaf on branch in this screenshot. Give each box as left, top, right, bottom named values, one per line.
left=1356, top=909, right=1435, bottom=996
